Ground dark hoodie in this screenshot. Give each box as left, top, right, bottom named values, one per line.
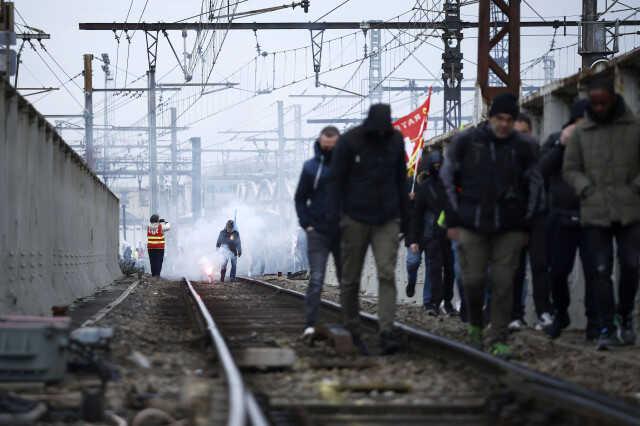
left=294, top=140, right=334, bottom=236
left=328, top=104, right=408, bottom=230
left=409, top=150, right=452, bottom=243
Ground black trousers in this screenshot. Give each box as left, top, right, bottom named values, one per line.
left=424, top=236, right=454, bottom=307
left=546, top=215, right=597, bottom=326
left=581, top=223, right=640, bottom=330
left=149, top=249, right=165, bottom=277
left=513, top=215, right=551, bottom=317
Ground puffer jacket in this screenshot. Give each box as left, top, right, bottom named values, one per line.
left=440, top=122, right=541, bottom=233
left=563, top=97, right=640, bottom=227
left=294, top=140, right=334, bottom=236
left=328, top=104, right=408, bottom=232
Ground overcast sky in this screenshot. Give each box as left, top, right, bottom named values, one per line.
left=12, top=1, right=640, bottom=175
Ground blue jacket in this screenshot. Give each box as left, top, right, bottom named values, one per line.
left=294, top=141, right=333, bottom=236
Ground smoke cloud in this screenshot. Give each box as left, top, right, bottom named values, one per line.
left=163, top=199, right=303, bottom=281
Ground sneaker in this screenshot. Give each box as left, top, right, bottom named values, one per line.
left=379, top=331, right=400, bottom=355
left=468, top=325, right=483, bottom=350
left=619, top=316, right=636, bottom=346
left=543, top=314, right=570, bottom=339
left=596, top=327, right=625, bottom=350
left=424, top=303, right=439, bottom=317
left=442, top=302, right=459, bottom=316
left=508, top=319, right=526, bottom=331
left=534, top=312, right=553, bottom=331
left=352, top=334, right=370, bottom=356
left=489, top=342, right=512, bottom=359
left=301, top=326, right=315, bottom=345
left=405, top=282, right=416, bottom=298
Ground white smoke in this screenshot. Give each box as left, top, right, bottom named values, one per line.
left=163, top=199, right=302, bottom=281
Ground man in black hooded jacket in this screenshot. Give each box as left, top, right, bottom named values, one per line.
left=408, top=150, right=456, bottom=316
left=328, top=103, right=408, bottom=355
left=539, top=99, right=597, bottom=340
left=295, top=126, right=342, bottom=340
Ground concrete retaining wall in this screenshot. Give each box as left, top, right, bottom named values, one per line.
left=0, top=81, right=120, bottom=315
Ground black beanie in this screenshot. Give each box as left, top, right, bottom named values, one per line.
left=568, top=99, right=589, bottom=125
left=489, top=93, right=519, bottom=119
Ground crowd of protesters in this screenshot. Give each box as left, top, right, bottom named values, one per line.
left=295, top=75, right=639, bottom=357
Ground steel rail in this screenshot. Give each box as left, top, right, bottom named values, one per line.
left=239, top=276, right=640, bottom=425
left=183, top=278, right=269, bottom=426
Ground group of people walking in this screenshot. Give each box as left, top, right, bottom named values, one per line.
left=295, top=75, right=640, bottom=357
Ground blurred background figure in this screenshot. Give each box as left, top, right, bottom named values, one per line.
left=216, top=219, right=242, bottom=282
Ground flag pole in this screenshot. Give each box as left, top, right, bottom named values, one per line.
left=410, top=86, right=432, bottom=193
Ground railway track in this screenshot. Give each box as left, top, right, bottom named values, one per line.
left=182, top=276, right=640, bottom=425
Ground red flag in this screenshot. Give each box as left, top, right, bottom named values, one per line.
left=393, top=87, right=433, bottom=173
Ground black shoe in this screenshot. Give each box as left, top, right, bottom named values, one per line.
left=585, top=321, right=600, bottom=342
left=596, top=327, right=625, bottom=350
left=544, top=314, right=570, bottom=339
left=442, top=302, right=459, bottom=316
left=220, top=269, right=226, bottom=283
left=424, top=303, right=439, bottom=317
left=621, top=317, right=636, bottom=345
left=352, top=334, right=370, bottom=356
left=379, top=331, right=400, bottom=355
left=405, top=283, right=416, bottom=298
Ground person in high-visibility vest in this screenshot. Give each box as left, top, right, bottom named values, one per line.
left=147, top=214, right=170, bottom=278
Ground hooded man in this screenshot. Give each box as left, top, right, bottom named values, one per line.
left=295, top=126, right=342, bottom=340
left=328, top=103, right=408, bottom=355
left=216, top=219, right=242, bottom=282
left=539, top=99, right=597, bottom=340
left=408, top=149, right=456, bottom=316
left=563, top=77, right=640, bottom=349
left=440, top=93, right=542, bottom=358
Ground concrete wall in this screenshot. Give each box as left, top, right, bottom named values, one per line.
left=0, top=81, right=120, bottom=315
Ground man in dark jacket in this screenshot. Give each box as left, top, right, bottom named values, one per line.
left=510, top=113, right=553, bottom=331
left=539, top=99, right=598, bottom=340
left=216, top=220, right=242, bottom=282
left=408, top=150, right=456, bottom=316
left=563, top=77, right=640, bottom=349
left=329, top=103, right=408, bottom=355
left=294, top=126, right=342, bottom=340
left=441, top=93, right=542, bottom=358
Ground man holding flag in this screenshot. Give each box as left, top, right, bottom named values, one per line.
left=391, top=89, right=436, bottom=303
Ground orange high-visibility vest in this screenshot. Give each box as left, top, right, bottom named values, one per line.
left=147, top=224, right=165, bottom=250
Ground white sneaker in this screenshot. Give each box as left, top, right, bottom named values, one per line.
left=508, top=319, right=525, bottom=331
left=302, top=326, right=315, bottom=343
left=535, top=312, right=553, bottom=331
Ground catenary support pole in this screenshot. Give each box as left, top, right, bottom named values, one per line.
left=83, top=54, right=94, bottom=170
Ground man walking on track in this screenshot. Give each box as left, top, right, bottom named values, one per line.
left=295, top=126, right=342, bottom=342
left=329, top=103, right=408, bottom=355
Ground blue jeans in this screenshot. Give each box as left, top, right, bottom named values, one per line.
left=221, top=254, right=237, bottom=281
left=305, top=230, right=341, bottom=328
left=406, top=247, right=431, bottom=304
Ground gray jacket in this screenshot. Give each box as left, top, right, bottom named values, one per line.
left=562, top=99, right=640, bottom=227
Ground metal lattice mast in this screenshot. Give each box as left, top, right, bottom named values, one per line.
left=442, top=0, right=463, bottom=133
left=368, top=26, right=383, bottom=106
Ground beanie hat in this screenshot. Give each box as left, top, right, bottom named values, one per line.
left=489, top=93, right=519, bottom=119
left=568, top=99, right=589, bottom=125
